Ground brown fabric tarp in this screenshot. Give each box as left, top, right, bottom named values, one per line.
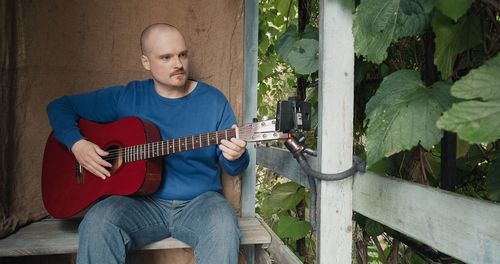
left=0, top=0, right=245, bottom=263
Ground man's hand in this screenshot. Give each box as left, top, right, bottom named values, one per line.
left=71, top=139, right=112, bottom=179
left=219, top=125, right=247, bottom=161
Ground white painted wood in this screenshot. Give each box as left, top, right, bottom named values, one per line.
left=256, top=146, right=313, bottom=188
left=0, top=217, right=271, bottom=257
left=353, top=172, right=500, bottom=264
left=317, top=0, right=355, bottom=263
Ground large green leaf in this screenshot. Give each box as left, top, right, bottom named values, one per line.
left=436, top=0, right=473, bottom=22
left=365, top=70, right=453, bottom=166
left=287, top=39, right=319, bottom=75
left=437, top=54, right=500, bottom=143
left=274, top=215, right=311, bottom=241
left=353, top=0, right=434, bottom=64
left=266, top=182, right=305, bottom=210
left=276, top=26, right=300, bottom=59
left=432, top=12, right=482, bottom=80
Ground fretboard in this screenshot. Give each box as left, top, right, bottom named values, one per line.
left=122, top=128, right=237, bottom=163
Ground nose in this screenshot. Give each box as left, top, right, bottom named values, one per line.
left=173, top=55, right=183, bottom=68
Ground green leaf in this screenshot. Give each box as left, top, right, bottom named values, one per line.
left=365, top=70, right=453, bottom=166
left=432, top=12, right=482, bottom=79
left=436, top=0, right=473, bottom=22
left=287, top=39, right=319, bottom=75
left=301, top=25, right=319, bottom=40
left=486, top=154, right=500, bottom=202
left=437, top=54, right=500, bottom=143
left=266, top=182, right=304, bottom=210
left=275, top=215, right=311, bottom=240
left=276, top=26, right=300, bottom=59
left=277, top=0, right=292, bottom=16
left=353, top=0, right=434, bottom=64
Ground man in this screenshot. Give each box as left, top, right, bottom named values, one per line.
left=47, top=23, right=249, bottom=264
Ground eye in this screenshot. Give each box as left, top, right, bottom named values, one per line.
left=180, top=52, right=188, bottom=58
left=162, top=55, right=171, bottom=60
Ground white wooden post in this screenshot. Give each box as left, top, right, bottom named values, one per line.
left=317, top=0, right=355, bottom=263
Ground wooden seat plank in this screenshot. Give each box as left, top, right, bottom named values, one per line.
left=0, top=217, right=271, bottom=257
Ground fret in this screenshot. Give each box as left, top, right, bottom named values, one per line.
left=178, top=138, right=181, bottom=152
left=184, top=137, right=187, bottom=151
left=192, top=135, right=195, bottom=150
left=215, top=131, right=219, bottom=144
left=206, top=133, right=210, bottom=146
left=124, top=147, right=127, bottom=163
left=131, top=146, right=134, bottom=161
left=225, top=129, right=228, bottom=140
left=199, top=134, right=202, bottom=148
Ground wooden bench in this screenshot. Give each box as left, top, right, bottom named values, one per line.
left=0, top=217, right=271, bottom=257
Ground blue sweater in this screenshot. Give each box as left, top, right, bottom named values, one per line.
left=47, top=80, right=249, bottom=200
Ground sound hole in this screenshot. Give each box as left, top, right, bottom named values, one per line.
left=105, top=145, right=123, bottom=174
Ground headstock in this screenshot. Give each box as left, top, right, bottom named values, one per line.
left=238, top=119, right=287, bottom=142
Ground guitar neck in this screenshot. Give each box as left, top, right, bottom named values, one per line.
left=122, top=128, right=237, bottom=163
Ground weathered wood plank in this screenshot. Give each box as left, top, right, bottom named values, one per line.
left=353, top=172, right=500, bottom=264
left=0, top=217, right=271, bottom=257
left=317, top=0, right=355, bottom=263
left=256, top=146, right=312, bottom=188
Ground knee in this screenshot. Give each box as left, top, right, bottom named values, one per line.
left=78, top=196, right=126, bottom=238
left=204, top=202, right=241, bottom=244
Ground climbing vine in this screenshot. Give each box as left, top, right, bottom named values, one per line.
left=256, top=0, right=499, bottom=263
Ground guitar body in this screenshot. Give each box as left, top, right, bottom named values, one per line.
left=42, top=117, right=163, bottom=218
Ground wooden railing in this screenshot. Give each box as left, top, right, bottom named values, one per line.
left=257, top=146, right=500, bottom=263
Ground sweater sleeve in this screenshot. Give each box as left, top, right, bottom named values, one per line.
left=46, top=86, right=123, bottom=149
left=216, top=100, right=250, bottom=176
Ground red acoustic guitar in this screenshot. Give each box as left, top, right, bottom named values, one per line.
left=42, top=117, right=285, bottom=218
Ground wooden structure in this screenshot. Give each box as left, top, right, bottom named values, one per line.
left=0, top=218, right=270, bottom=257
left=2, top=0, right=500, bottom=263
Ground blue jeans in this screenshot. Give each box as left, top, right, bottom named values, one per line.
left=76, top=191, right=241, bottom=264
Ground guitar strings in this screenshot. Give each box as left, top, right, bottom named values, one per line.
left=97, top=129, right=240, bottom=161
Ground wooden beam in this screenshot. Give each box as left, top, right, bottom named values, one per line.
left=317, top=0, right=355, bottom=262
left=0, top=217, right=271, bottom=257
left=353, top=172, right=500, bottom=264
left=256, top=146, right=313, bottom=188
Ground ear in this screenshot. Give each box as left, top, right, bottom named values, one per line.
left=141, top=55, right=151, bottom=71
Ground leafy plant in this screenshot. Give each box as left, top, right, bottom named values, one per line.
left=257, top=0, right=499, bottom=263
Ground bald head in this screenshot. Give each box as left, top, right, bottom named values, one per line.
left=140, top=23, right=182, bottom=55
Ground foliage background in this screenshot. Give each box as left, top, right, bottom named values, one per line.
left=256, top=0, right=499, bottom=263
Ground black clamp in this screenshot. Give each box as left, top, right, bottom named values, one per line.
left=284, top=133, right=366, bottom=232
left=284, top=135, right=366, bottom=181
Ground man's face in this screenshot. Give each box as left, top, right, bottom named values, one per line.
left=141, top=29, right=189, bottom=90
